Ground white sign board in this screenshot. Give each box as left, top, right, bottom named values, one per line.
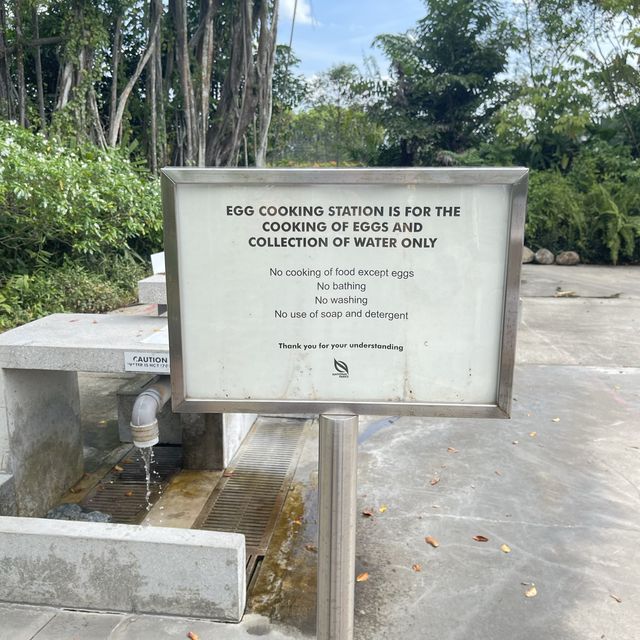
left=162, top=168, right=527, bottom=418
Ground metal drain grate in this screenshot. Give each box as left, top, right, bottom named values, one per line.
left=194, top=417, right=307, bottom=556
left=80, top=446, right=182, bottom=524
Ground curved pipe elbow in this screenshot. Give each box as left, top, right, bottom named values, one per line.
left=130, top=376, right=172, bottom=448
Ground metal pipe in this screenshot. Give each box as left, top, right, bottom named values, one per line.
left=317, top=413, right=359, bottom=640
left=130, top=376, right=172, bottom=448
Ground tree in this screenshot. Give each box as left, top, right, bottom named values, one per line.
left=374, top=0, right=515, bottom=166
left=0, top=0, right=281, bottom=169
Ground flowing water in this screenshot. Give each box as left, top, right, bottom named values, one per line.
left=139, top=447, right=155, bottom=511
left=138, top=446, right=164, bottom=512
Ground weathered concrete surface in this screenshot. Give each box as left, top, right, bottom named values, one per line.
left=0, top=313, right=167, bottom=373
left=138, top=274, right=167, bottom=305
left=0, top=605, right=307, bottom=640
left=0, top=474, right=16, bottom=516
left=517, top=298, right=640, bottom=366
left=0, top=518, right=246, bottom=621
left=4, top=369, right=83, bottom=516
left=520, top=263, right=640, bottom=298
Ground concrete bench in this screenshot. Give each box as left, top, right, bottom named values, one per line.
left=0, top=313, right=255, bottom=517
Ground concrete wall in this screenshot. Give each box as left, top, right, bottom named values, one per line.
left=0, top=517, right=246, bottom=621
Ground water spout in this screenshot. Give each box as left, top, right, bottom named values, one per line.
left=130, top=376, right=172, bottom=448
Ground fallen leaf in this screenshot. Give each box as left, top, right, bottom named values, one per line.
left=430, top=477, right=440, bottom=486
left=223, top=470, right=234, bottom=477
left=304, top=544, right=318, bottom=553
left=473, top=535, right=489, bottom=542
left=362, top=508, right=374, bottom=518
left=552, top=417, right=560, bottom=423
left=125, top=490, right=133, bottom=497
left=500, top=544, right=512, bottom=553
left=529, top=431, right=537, bottom=438
left=512, top=440, right=519, bottom=445
left=447, top=447, right=459, bottom=453
left=292, top=517, right=303, bottom=526
left=495, top=470, right=502, bottom=476
left=113, top=465, right=124, bottom=472
left=553, top=290, right=577, bottom=298
left=378, top=504, right=388, bottom=513
left=412, top=564, right=422, bottom=572
left=68, top=487, right=78, bottom=494
left=524, top=584, right=538, bottom=598
left=356, top=572, right=369, bottom=583
left=431, top=504, right=440, bottom=509
left=425, top=536, right=439, bottom=548
left=610, top=594, right=622, bottom=603
left=187, top=632, right=200, bottom=640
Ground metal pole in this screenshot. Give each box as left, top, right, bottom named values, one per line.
left=317, top=413, right=358, bottom=640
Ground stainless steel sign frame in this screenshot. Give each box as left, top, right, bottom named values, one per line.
left=162, top=167, right=528, bottom=418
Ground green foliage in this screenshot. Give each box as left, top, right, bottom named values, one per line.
left=373, top=0, right=515, bottom=165
left=526, top=171, right=585, bottom=252
left=0, top=121, right=161, bottom=330
left=0, top=258, right=147, bottom=331
left=0, top=120, right=162, bottom=275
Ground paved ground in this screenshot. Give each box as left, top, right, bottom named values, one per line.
left=2, top=263, right=640, bottom=640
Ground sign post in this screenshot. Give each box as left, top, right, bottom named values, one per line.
left=162, top=167, right=528, bottom=639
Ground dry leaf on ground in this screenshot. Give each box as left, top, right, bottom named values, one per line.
left=304, top=544, right=318, bottom=553
left=362, top=508, right=374, bottom=518
left=552, top=417, right=561, bottom=423
left=378, top=504, right=388, bottom=513
left=529, top=431, right=537, bottom=438
left=500, top=544, right=511, bottom=553
left=430, top=477, right=440, bottom=486
left=473, top=535, right=489, bottom=542
left=447, top=447, right=459, bottom=453
left=412, top=564, right=422, bottom=572
left=610, top=594, right=622, bottom=603
left=187, top=632, right=200, bottom=640
left=425, top=536, right=440, bottom=548
left=524, top=584, right=538, bottom=598
left=356, top=572, right=369, bottom=582
left=113, top=465, right=123, bottom=472
left=124, top=490, right=133, bottom=497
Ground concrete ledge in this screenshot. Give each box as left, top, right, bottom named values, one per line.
left=138, top=274, right=167, bottom=305
left=0, top=517, right=246, bottom=621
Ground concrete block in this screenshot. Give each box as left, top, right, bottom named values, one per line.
left=138, top=274, right=167, bottom=305
left=0, top=473, right=16, bottom=515
left=0, top=517, right=246, bottom=621
left=0, top=314, right=168, bottom=373
left=223, top=413, right=256, bottom=468
left=117, top=376, right=183, bottom=444
left=4, top=369, right=83, bottom=516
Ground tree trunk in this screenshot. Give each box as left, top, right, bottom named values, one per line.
left=255, top=0, right=279, bottom=167
left=173, top=0, right=197, bottom=164
left=14, top=0, right=26, bottom=127
left=108, top=0, right=161, bottom=147
left=32, top=6, right=46, bottom=131
left=196, top=0, right=218, bottom=166
left=0, top=0, right=12, bottom=119
left=109, top=15, right=121, bottom=134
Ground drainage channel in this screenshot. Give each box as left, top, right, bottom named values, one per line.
left=193, top=416, right=309, bottom=586
left=79, top=445, right=182, bottom=524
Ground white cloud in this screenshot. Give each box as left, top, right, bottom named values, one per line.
left=280, top=0, right=316, bottom=26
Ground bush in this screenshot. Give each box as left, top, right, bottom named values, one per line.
left=525, top=170, right=585, bottom=253
left=0, top=120, right=162, bottom=276
left=0, top=258, right=148, bottom=331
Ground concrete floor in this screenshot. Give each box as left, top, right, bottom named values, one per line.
left=2, top=263, right=640, bottom=640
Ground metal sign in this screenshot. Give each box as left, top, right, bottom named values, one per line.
left=162, top=168, right=527, bottom=417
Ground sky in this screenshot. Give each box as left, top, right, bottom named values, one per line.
left=277, top=0, right=426, bottom=77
